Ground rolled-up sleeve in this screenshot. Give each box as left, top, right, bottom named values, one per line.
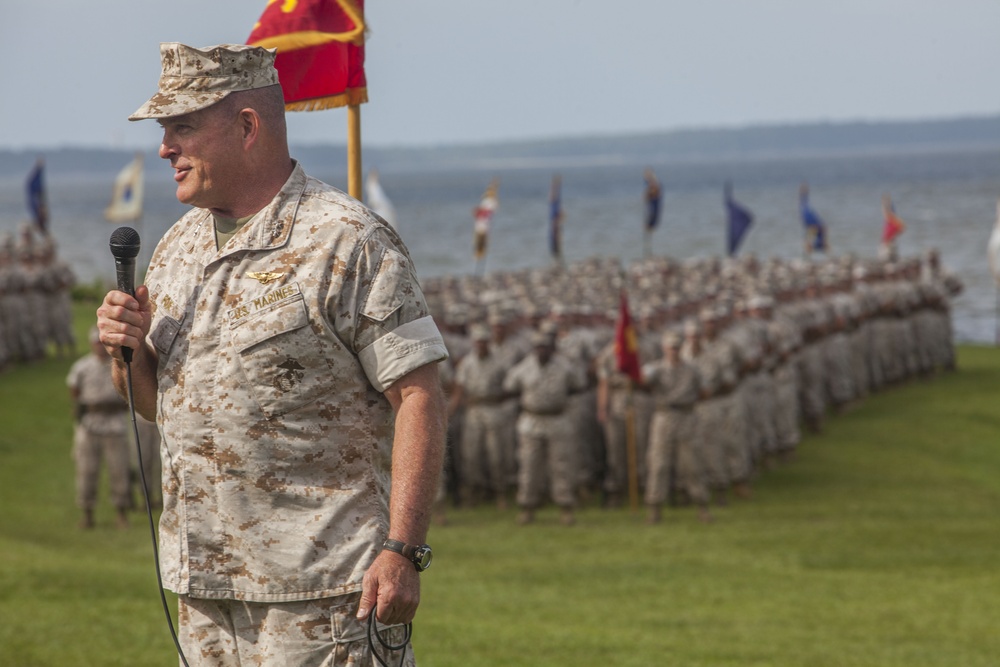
left=348, top=229, right=448, bottom=392
left=359, top=315, right=448, bottom=392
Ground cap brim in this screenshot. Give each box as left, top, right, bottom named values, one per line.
left=128, top=90, right=230, bottom=121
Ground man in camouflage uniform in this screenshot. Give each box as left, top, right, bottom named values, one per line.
left=39, top=236, right=77, bottom=359
left=450, top=324, right=514, bottom=508
left=97, top=43, right=447, bottom=667
left=504, top=329, right=587, bottom=526
left=0, top=233, right=23, bottom=366
left=17, top=236, right=46, bottom=362
left=641, top=330, right=708, bottom=524
left=595, top=340, right=638, bottom=508
left=66, top=328, right=130, bottom=529
left=0, top=234, right=11, bottom=370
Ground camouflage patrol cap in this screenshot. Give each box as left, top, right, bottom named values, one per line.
left=129, top=43, right=279, bottom=121
left=531, top=329, right=556, bottom=347
left=661, top=330, right=683, bottom=348
left=470, top=324, right=492, bottom=342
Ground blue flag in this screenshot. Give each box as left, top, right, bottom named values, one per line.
left=799, top=183, right=827, bottom=252
left=644, top=168, right=662, bottom=230
left=725, top=182, right=753, bottom=256
left=549, top=174, right=563, bottom=260
left=26, top=159, right=48, bottom=235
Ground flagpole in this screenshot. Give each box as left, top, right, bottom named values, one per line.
left=347, top=104, right=362, bottom=200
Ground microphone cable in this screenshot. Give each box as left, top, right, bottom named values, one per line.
left=367, top=605, right=412, bottom=667
left=124, top=359, right=191, bottom=667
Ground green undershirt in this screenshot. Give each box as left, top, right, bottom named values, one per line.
left=213, top=213, right=256, bottom=250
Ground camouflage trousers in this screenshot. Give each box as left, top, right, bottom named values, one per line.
left=716, top=391, right=752, bottom=484
left=177, top=592, right=415, bottom=667
left=772, top=365, right=801, bottom=452
left=744, top=372, right=778, bottom=460
left=515, top=411, right=578, bottom=508
left=692, top=400, right=729, bottom=489
left=73, top=424, right=131, bottom=511
left=460, top=403, right=513, bottom=499
left=601, top=401, right=649, bottom=498
left=798, top=346, right=827, bottom=423
left=645, top=408, right=706, bottom=505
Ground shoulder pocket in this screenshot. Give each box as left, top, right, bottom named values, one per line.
left=361, top=248, right=409, bottom=322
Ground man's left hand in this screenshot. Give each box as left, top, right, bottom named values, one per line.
left=356, top=549, right=420, bottom=625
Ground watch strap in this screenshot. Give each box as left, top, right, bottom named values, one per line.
left=382, top=539, right=431, bottom=571
left=383, top=539, right=413, bottom=560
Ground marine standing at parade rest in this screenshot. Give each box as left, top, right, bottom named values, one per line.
left=503, top=329, right=587, bottom=526
left=449, top=323, right=514, bottom=509
left=66, top=327, right=131, bottom=529
left=97, top=43, right=448, bottom=667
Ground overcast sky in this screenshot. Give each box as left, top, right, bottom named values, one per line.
left=2, top=0, right=998, bottom=150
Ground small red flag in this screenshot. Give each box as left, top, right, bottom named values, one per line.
left=248, top=0, right=367, bottom=111
left=882, top=210, right=906, bottom=244
left=473, top=179, right=499, bottom=261
left=614, top=289, right=642, bottom=383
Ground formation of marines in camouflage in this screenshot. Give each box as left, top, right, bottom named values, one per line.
left=428, top=249, right=961, bottom=525
left=0, top=223, right=77, bottom=370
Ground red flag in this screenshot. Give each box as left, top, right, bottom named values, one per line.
left=248, top=0, right=367, bottom=111
left=614, top=290, right=642, bottom=383
left=473, top=179, right=499, bottom=261
left=882, top=208, right=906, bottom=244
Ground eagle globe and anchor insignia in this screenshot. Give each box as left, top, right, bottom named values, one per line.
left=274, top=357, right=305, bottom=393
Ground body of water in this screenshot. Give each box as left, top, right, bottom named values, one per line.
left=2, top=145, right=999, bottom=342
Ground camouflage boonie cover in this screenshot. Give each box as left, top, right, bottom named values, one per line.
left=145, top=163, right=447, bottom=602
left=130, top=43, right=279, bottom=121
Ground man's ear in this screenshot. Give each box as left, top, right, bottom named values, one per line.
left=239, top=108, right=262, bottom=147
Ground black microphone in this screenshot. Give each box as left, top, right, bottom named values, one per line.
left=109, top=226, right=141, bottom=363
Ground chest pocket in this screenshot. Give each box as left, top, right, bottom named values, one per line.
left=229, top=296, right=335, bottom=418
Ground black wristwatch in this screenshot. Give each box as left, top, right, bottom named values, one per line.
left=382, top=539, right=433, bottom=572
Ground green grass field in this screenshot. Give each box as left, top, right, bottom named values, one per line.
left=2, top=301, right=999, bottom=666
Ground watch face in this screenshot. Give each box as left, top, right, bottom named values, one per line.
left=414, top=545, right=432, bottom=571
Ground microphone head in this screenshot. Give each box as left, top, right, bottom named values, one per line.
left=109, top=226, right=141, bottom=259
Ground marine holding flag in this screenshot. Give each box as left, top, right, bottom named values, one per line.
left=595, top=288, right=645, bottom=510
left=96, top=42, right=447, bottom=667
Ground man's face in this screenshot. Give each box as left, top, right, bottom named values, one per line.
left=157, top=102, right=243, bottom=214
left=534, top=344, right=553, bottom=365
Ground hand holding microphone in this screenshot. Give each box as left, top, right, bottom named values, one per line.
left=103, top=227, right=143, bottom=363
